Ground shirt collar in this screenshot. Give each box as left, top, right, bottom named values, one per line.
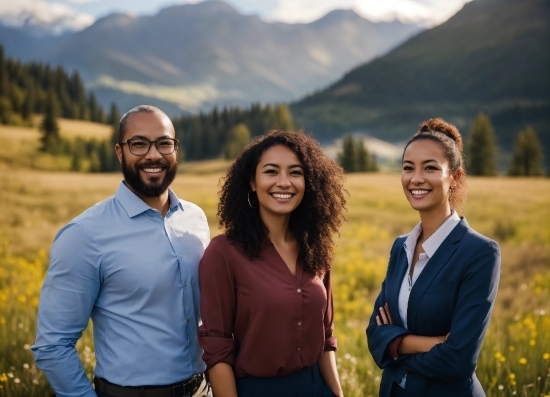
left=115, top=181, right=183, bottom=218
left=403, top=211, right=461, bottom=261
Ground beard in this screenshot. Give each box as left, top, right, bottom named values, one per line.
left=121, top=152, right=178, bottom=198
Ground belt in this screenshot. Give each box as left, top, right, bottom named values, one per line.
left=93, top=374, right=204, bottom=397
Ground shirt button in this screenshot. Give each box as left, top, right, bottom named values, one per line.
left=184, top=283, right=187, bottom=287
left=179, top=255, right=183, bottom=259
left=297, top=322, right=302, bottom=326
left=297, top=347, right=301, bottom=351
left=297, top=288, right=302, bottom=294
left=187, top=318, right=191, bottom=323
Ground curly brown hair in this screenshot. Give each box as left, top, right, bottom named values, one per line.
left=218, top=130, right=347, bottom=276
left=403, top=118, right=468, bottom=211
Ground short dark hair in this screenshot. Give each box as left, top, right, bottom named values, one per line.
left=117, top=105, right=170, bottom=142
left=403, top=118, right=468, bottom=210
left=218, top=129, right=347, bottom=276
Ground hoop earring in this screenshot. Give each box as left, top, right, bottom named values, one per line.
left=248, top=190, right=257, bottom=209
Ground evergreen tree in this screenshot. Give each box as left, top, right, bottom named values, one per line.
left=338, top=135, right=357, bottom=173
left=0, top=46, right=7, bottom=98
left=0, top=97, right=13, bottom=125
left=40, top=91, right=61, bottom=154
left=466, top=112, right=498, bottom=176
left=70, top=139, right=85, bottom=172
left=272, top=104, right=294, bottom=131
left=224, top=123, right=251, bottom=160
left=107, top=102, right=121, bottom=126
left=89, top=151, right=101, bottom=173
left=356, top=136, right=369, bottom=172
left=508, top=127, right=544, bottom=176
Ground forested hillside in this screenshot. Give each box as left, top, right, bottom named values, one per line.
left=293, top=0, right=550, bottom=161
left=0, top=46, right=106, bottom=125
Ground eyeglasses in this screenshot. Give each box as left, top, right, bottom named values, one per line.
left=119, top=137, right=179, bottom=156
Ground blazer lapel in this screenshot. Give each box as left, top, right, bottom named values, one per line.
left=388, top=239, right=408, bottom=328
left=406, top=218, right=469, bottom=330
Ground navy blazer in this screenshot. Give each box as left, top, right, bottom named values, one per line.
left=366, top=218, right=500, bottom=397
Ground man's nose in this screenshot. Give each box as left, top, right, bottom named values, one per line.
left=145, top=143, right=163, bottom=160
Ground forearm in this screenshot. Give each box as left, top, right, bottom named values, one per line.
left=397, top=334, right=446, bottom=354
left=208, top=362, right=238, bottom=397
left=32, top=345, right=96, bottom=397
left=318, top=351, right=343, bottom=397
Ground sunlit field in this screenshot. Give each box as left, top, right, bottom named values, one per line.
left=1, top=123, right=549, bottom=396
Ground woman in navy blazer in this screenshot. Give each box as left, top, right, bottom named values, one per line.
left=367, top=118, right=500, bottom=397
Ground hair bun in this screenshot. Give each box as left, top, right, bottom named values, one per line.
left=417, top=118, right=463, bottom=153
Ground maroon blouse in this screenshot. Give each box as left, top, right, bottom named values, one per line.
left=198, top=235, right=337, bottom=378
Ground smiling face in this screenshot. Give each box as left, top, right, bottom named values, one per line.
left=115, top=110, right=178, bottom=200
left=251, top=144, right=305, bottom=221
left=401, top=139, right=456, bottom=217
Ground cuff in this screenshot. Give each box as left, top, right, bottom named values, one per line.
left=387, top=335, right=405, bottom=360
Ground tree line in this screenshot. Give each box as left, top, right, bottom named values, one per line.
left=466, top=112, right=545, bottom=176
left=0, top=45, right=107, bottom=126
left=173, top=103, right=294, bottom=160
left=337, top=112, right=545, bottom=176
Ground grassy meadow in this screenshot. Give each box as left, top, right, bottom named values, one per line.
left=0, top=121, right=549, bottom=396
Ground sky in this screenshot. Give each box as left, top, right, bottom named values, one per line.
left=0, top=0, right=473, bottom=34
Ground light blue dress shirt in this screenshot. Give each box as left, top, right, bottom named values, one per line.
left=32, top=182, right=210, bottom=397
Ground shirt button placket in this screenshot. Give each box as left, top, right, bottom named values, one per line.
left=296, top=286, right=303, bottom=355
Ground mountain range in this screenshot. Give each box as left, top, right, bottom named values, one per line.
left=0, top=0, right=421, bottom=115
left=292, top=0, right=550, bottom=161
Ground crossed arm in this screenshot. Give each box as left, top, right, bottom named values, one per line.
left=376, top=303, right=446, bottom=356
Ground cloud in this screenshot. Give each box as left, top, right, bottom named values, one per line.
left=240, top=0, right=471, bottom=25
left=67, top=0, right=100, bottom=4
left=0, top=0, right=94, bottom=34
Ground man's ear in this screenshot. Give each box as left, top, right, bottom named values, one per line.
left=115, top=144, right=123, bottom=164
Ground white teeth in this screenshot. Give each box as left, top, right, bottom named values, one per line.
left=143, top=168, right=162, bottom=173
left=272, top=193, right=293, bottom=199
left=411, top=189, right=429, bottom=195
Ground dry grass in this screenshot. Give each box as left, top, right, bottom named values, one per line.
left=30, top=115, right=112, bottom=140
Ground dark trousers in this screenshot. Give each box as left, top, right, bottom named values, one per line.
left=235, top=363, right=337, bottom=397
left=390, top=382, right=406, bottom=397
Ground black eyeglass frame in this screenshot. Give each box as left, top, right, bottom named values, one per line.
left=119, top=137, right=179, bottom=156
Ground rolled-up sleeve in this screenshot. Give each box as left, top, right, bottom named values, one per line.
left=198, top=238, right=237, bottom=368
left=31, top=223, right=101, bottom=397
left=323, top=271, right=337, bottom=352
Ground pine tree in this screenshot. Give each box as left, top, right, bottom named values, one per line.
left=107, top=102, right=121, bottom=127
left=224, top=123, right=251, bottom=160
left=508, top=127, right=544, bottom=176
left=40, top=91, right=61, bottom=154
left=356, top=137, right=369, bottom=172
left=0, top=97, right=13, bottom=125
left=338, top=135, right=357, bottom=173
left=466, top=112, right=498, bottom=176
left=70, top=139, right=84, bottom=172
left=272, top=104, right=294, bottom=131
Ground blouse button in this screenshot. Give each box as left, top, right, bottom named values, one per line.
left=297, top=321, right=302, bottom=326
left=297, top=288, right=302, bottom=293
left=297, top=347, right=301, bottom=351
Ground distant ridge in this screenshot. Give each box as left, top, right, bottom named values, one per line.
left=292, top=0, right=550, bottom=162
left=0, top=0, right=422, bottom=114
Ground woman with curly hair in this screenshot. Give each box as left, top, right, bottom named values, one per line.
left=367, top=118, right=500, bottom=397
left=199, top=130, right=347, bottom=397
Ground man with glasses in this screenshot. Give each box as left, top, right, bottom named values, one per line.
left=32, top=105, right=212, bottom=397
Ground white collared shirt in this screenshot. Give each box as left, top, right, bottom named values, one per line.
left=397, top=211, right=461, bottom=388
left=398, top=211, right=461, bottom=328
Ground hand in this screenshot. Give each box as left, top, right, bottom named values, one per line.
left=376, top=302, right=393, bottom=326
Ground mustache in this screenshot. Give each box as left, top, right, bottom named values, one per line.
left=137, top=161, right=169, bottom=169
